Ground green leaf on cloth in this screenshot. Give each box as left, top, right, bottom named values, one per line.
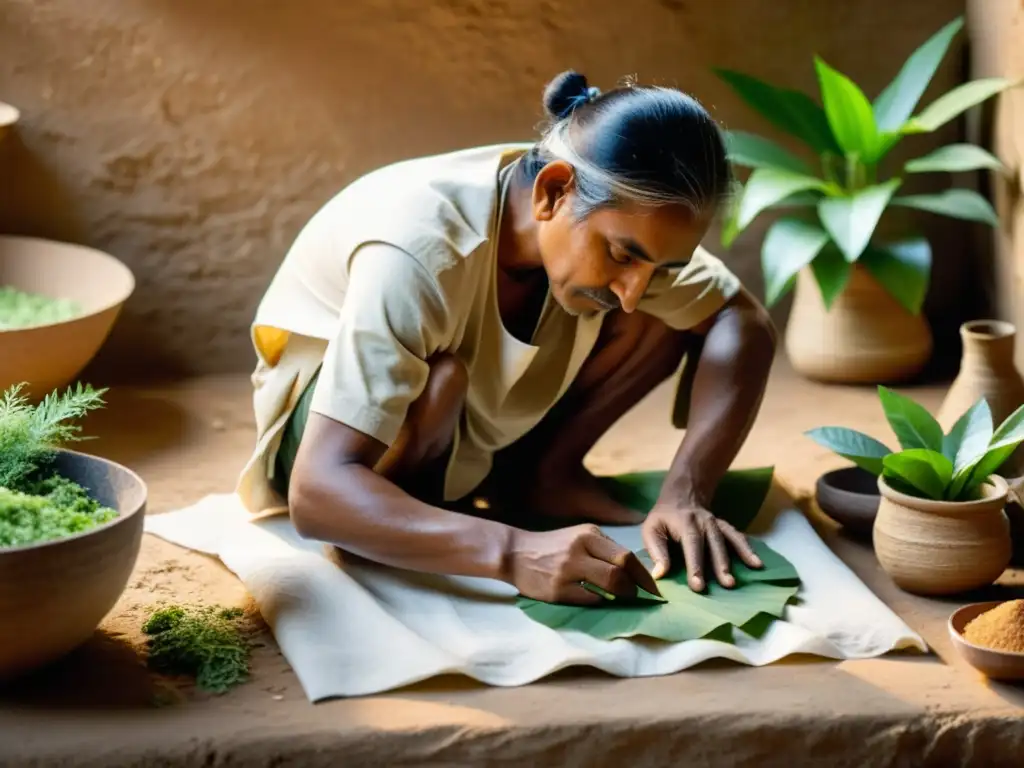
left=517, top=538, right=799, bottom=643
left=517, top=467, right=801, bottom=644
left=597, top=465, right=775, bottom=532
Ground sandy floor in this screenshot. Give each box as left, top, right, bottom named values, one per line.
left=1, top=358, right=1023, bottom=766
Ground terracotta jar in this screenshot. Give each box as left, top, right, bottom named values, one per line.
left=937, top=320, right=1024, bottom=475
left=873, top=474, right=1011, bottom=596
left=784, top=265, right=933, bottom=384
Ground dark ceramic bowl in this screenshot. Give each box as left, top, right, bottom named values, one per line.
left=949, top=601, right=1024, bottom=681
left=0, top=449, right=147, bottom=680
left=815, top=466, right=881, bottom=538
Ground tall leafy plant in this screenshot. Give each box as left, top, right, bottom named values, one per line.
left=807, top=387, right=1024, bottom=502
left=715, top=16, right=1017, bottom=315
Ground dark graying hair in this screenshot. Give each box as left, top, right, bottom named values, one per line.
left=517, top=71, right=733, bottom=218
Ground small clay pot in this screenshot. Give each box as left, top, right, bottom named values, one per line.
left=815, top=466, right=881, bottom=538
left=0, top=449, right=147, bottom=681
left=873, top=475, right=1012, bottom=596
left=936, top=320, right=1024, bottom=477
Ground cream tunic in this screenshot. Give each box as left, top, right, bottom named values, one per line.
left=235, top=143, right=740, bottom=518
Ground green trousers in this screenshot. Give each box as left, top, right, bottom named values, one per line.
left=271, top=367, right=321, bottom=498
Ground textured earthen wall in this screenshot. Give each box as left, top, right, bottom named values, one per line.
left=0, top=0, right=974, bottom=379
left=967, top=0, right=1024, bottom=370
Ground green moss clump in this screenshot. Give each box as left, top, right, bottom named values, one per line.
left=0, top=286, right=82, bottom=330
left=0, top=479, right=117, bottom=548
left=142, top=605, right=251, bottom=693
left=0, top=382, right=114, bottom=548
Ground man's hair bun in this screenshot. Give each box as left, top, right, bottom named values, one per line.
left=543, top=70, right=599, bottom=120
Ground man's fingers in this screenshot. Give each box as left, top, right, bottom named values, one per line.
left=677, top=519, right=706, bottom=592
left=585, top=531, right=662, bottom=597
left=705, top=522, right=734, bottom=588
left=719, top=522, right=763, bottom=569
left=641, top=522, right=672, bottom=581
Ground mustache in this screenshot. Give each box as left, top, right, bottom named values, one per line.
left=573, top=287, right=620, bottom=311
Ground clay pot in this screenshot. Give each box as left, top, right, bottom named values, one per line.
left=0, top=236, right=135, bottom=400
left=784, top=265, right=933, bottom=384
left=815, top=466, right=881, bottom=538
left=0, top=449, right=147, bottom=681
left=936, top=320, right=1024, bottom=476
left=873, top=474, right=1011, bottom=596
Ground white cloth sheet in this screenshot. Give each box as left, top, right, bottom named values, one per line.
left=144, top=493, right=928, bottom=701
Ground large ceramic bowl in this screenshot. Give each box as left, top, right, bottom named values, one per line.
left=0, top=449, right=147, bottom=680
left=0, top=236, right=134, bottom=399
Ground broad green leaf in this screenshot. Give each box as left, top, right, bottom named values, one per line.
left=809, top=244, right=853, bottom=309
left=736, top=168, right=828, bottom=230
left=517, top=537, right=799, bottom=643
left=954, top=404, right=1024, bottom=498
left=892, top=189, right=999, bottom=227
left=874, top=131, right=904, bottom=162
left=858, top=238, right=931, bottom=315
left=877, top=385, right=943, bottom=451
left=761, top=218, right=830, bottom=306
left=873, top=16, right=964, bottom=132
left=815, top=57, right=880, bottom=159
left=903, top=78, right=1017, bottom=134
left=714, top=68, right=841, bottom=155
left=817, top=180, right=901, bottom=262
left=598, top=466, right=774, bottom=533
left=724, top=130, right=812, bottom=174
left=882, top=449, right=953, bottom=500
left=942, top=398, right=993, bottom=472
left=772, top=191, right=823, bottom=207
left=904, top=144, right=1008, bottom=175
left=804, top=426, right=892, bottom=475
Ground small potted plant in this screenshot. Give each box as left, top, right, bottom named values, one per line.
left=806, top=387, right=1024, bottom=595
left=714, top=15, right=1018, bottom=383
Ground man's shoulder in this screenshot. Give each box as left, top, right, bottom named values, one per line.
left=314, top=143, right=528, bottom=269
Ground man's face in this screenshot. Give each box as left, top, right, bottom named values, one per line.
left=532, top=162, right=714, bottom=317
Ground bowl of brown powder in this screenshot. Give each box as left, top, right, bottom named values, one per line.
left=948, top=600, right=1024, bottom=681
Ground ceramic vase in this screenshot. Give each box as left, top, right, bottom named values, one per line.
left=873, top=474, right=1012, bottom=596
left=784, top=265, right=933, bottom=384
left=936, top=320, right=1024, bottom=476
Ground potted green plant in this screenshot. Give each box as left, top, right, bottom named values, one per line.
left=714, top=15, right=1018, bottom=383
left=806, top=387, right=1024, bottom=595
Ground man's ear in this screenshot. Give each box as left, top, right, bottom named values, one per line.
left=532, top=160, right=575, bottom=221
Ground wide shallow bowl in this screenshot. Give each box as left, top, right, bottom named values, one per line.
left=0, top=235, right=135, bottom=399
left=0, top=101, right=17, bottom=143
left=0, top=449, right=147, bottom=681
left=815, top=466, right=880, bottom=538
left=948, top=601, right=1024, bottom=682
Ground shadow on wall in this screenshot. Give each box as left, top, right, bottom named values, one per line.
left=0, top=133, right=88, bottom=245
left=0, top=0, right=977, bottom=380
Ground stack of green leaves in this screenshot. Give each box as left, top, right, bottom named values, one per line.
left=517, top=467, right=803, bottom=643
left=0, top=286, right=82, bottom=330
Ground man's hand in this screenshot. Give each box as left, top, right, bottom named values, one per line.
left=641, top=501, right=763, bottom=590
left=507, top=524, right=661, bottom=604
